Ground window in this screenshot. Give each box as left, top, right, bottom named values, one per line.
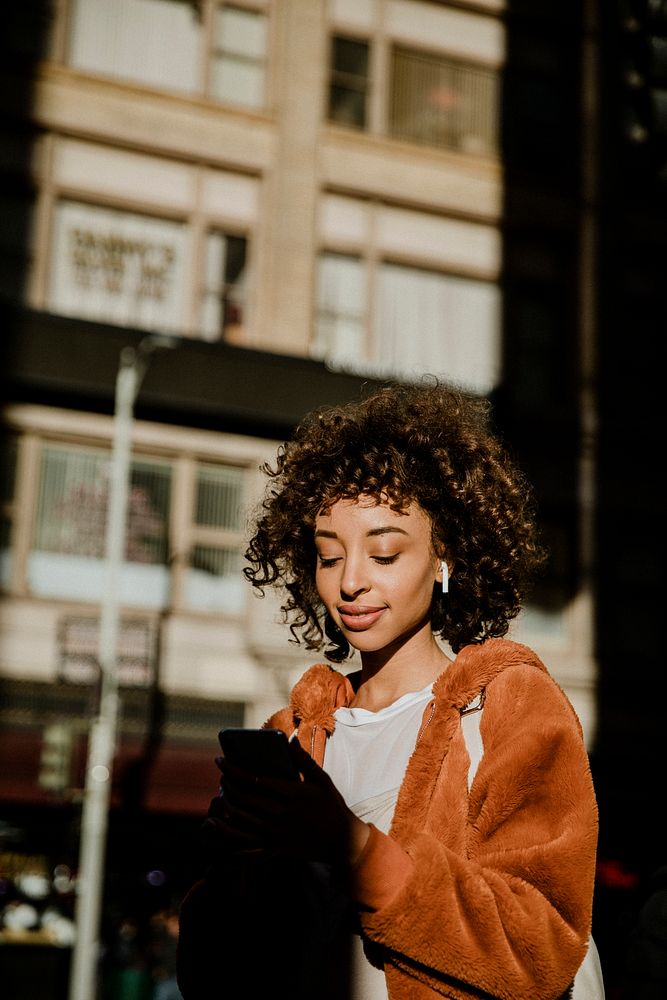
left=313, top=253, right=366, bottom=365
left=46, top=200, right=252, bottom=343
left=316, top=197, right=502, bottom=394
left=201, top=231, right=248, bottom=342
left=68, top=0, right=201, bottom=94
left=3, top=433, right=249, bottom=616
left=328, top=35, right=370, bottom=129
left=390, top=47, right=498, bottom=155
left=29, top=446, right=172, bottom=608
left=326, top=18, right=500, bottom=157
left=375, top=262, right=500, bottom=391
left=315, top=253, right=500, bottom=392
left=48, top=201, right=188, bottom=334
left=66, top=0, right=269, bottom=110
left=41, top=141, right=258, bottom=343
left=184, top=464, right=246, bottom=613
left=58, top=615, right=157, bottom=687
left=210, top=5, right=268, bottom=109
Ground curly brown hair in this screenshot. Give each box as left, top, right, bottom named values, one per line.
left=244, top=379, right=546, bottom=660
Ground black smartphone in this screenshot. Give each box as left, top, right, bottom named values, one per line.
left=218, top=727, right=298, bottom=781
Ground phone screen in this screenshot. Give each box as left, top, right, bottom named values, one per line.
left=218, top=728, right=298, bottom=781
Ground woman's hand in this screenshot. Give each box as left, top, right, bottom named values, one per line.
left=206, top=739, right=369, bottom=866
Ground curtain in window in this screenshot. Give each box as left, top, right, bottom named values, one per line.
left=376, top=263, right=501, bottom=393
left=390, top=48, right=498, bottom=155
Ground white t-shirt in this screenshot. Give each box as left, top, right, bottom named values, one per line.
left=322, top=681, right=434, bottom=1000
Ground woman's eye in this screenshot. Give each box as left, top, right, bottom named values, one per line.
left=373, top=554, right=398, bottom=565
left=317, top=555, right=340, bottom=567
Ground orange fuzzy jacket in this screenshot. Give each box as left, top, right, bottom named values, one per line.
left=178, top=638, right=598, bottom=1000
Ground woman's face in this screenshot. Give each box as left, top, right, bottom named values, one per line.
left=314, top=495, right=442, bottom=658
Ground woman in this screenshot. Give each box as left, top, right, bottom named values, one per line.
left=177, top=380, right=602, bottom=1000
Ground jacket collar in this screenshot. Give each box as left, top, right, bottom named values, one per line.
left=288, top=638, right=546, bottom=731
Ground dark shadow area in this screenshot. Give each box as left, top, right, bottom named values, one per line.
left=0, top=303, right=385, bottom=441
left=590, top=4, right=667, bottom=997
left=0, top=2, right=52, bottom=402
left=499, top=2, right=667, bottom=997
left=493, top=1, right=582, bottom=617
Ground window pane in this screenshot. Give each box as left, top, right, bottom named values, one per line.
left=128, top=460, right=171, bottom=565
left=211, top=7, right=267, bottom=108
left=390, top=48, right=498, bottom=155
left=33, top=447, right=109, bottom=557
left=29, top=446, right=171, bottom=607
left=376, top=263, right=501, bottom=393
left=184, top=545, right=244, bottom=614
left=48, top=201, right=188, bottom=334
left=216, top=6, right=267, bottom=59
left=328, top=35, right=369, bottom=128
left=313, top=253, right=366, bottom=365
left=211, top=57, right=265, bottom=107
left=59, top=615, right=156, bottom=688
left=187, top=464, right=244, bottom=613
left=195, top=464, right=244, bottom=530
left=201, top=231, right=248, bottom=343
left=68, top=0, right=200, bottom=95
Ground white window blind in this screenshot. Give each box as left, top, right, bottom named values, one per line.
left=68, top=0, right=200, bottom=94
left=390, top=47, right=498, bottom=155
left=376, top=263, right=501, bottom=393
left=314, top=253, right=367, bottom=367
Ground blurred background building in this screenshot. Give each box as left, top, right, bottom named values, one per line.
left=0, top=1, right=664, bottom=998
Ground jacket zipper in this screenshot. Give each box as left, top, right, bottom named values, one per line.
left=415, top=699, right=436, bottom=745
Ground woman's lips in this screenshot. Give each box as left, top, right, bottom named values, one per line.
left=338, top=605, right=386, bottom=631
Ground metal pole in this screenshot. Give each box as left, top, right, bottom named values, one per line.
left=68, top=346, right=147, bottom=1000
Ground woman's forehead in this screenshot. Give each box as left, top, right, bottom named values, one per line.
left=314, top=494, right=430, bottom=531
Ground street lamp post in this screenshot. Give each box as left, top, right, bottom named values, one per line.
left=68, top=336, right=173, bottom=1000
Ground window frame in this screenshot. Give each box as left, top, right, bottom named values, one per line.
left=327, top=33, right=372, bottom=131
left=388, top=42, right=500, bottom=155
left=325, top=20, right=500, bottom=158
left=1, top=411, right=261, bottom=620
left=207, top=2, right=270, bottom=110
left=58, top=0, right=272, bottom=111
left=31, top=168, right=256, bottom=345
left=315, top=197, right=502, bottom=392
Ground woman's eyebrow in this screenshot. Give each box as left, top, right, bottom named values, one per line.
left=314, top=526, right=408, bottom=539
left=367, top=526, right=409, bottom=537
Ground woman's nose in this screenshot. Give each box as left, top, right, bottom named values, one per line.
left=340, top=558, right=370, bottom=598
